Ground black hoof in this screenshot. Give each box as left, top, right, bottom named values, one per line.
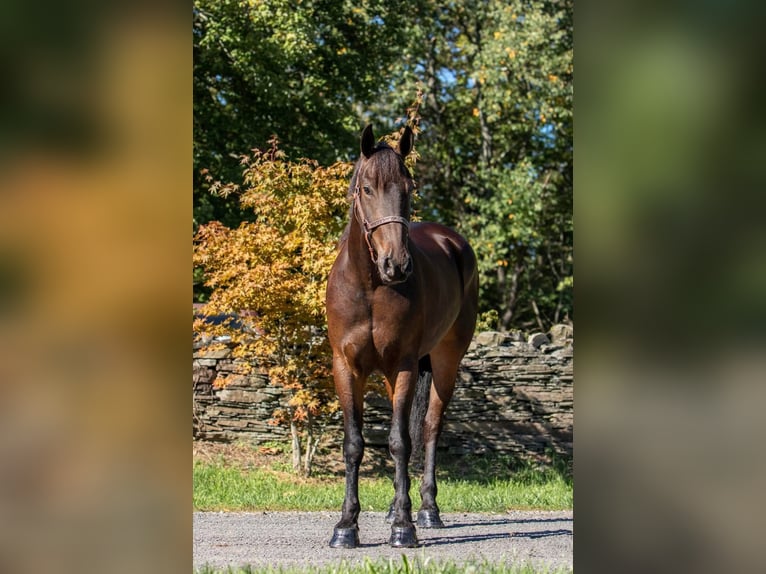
left=390, top=526, right=418, bottom=548
left=329, top=527, right=359, bottom=548
left=417, top=509, right=444, bottom=528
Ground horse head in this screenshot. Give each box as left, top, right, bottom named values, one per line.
left=353, top=124, right=415, bottom=285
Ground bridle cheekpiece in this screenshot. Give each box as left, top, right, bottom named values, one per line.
left=352, top=184, right=410, bottom=263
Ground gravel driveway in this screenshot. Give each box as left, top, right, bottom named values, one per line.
left=194, top=510, right=573, bottom=571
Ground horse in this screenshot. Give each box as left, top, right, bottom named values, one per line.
left=325, top=124, right=479, bottom=548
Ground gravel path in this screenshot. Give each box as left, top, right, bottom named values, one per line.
left=193, top=510, right=573, bottom=571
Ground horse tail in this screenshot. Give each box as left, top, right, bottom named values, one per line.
left=409, top=354, right=432, bottom=472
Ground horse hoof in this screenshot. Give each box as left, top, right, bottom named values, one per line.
left=390, top=526, right=418, bottom=548
left=417, top=509, right=444, bottom=528
left=329, top=527, right=359, bottom=548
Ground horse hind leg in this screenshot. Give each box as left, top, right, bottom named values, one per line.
left=417, top=347, right=461, bottom=529
left=410, top=356, right=432, bottom=472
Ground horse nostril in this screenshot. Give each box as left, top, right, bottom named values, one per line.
left=382, top=255, right=394, bottom=276
left=379, top=254, right=411, bottom=283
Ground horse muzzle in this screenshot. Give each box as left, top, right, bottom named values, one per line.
left=378, top=251, right=412, bottom=285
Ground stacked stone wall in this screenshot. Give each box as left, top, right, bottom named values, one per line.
left=193, top=327, right=573, bottom=459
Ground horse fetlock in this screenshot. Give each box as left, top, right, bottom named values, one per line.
left=340, top=500, right=361, bottom=520
left=419, top=480, right=437, bottom=499
left=385, top=503, right=396, bottom=523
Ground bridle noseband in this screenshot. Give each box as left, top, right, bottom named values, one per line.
left=352, top=185, right=410, bottom=263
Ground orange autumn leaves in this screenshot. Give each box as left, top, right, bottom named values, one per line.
left=194, top=140, right=350, bottom=436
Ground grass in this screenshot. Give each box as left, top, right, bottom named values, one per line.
left=195, top=556, right=572, bottom=574
left=193, top=446, right=572, bottom=513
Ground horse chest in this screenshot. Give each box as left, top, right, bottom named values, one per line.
left=367, top=289, right=415, bottom=354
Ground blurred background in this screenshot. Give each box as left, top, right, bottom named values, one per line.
left=0, top=3, right=189, bottom=573
left=576, top=1, right=766, bottom=572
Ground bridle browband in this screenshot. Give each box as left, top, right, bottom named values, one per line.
left=352, top=185, right=410, bottom=263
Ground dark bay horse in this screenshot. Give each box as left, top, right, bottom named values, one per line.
left=325, top=124, right=478, bottom=548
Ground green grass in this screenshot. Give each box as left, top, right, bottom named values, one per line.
left=193, top=464, right=392, bottom=511
left=195, top=556, right=572, bottom=574
left=193, top=452, right=572, bottom=512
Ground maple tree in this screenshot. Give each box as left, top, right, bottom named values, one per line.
left=193, top=139, right=351, bottom=475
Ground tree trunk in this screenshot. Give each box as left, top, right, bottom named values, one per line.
left=500, top=263, right=523, bottom=330
left=530, top=298, right=545, bottom=332
left=290, top=416, right=302, bottom=473
left=303, top=412, right=315, bottom=477
left=476, top=85, right=493, bottom=169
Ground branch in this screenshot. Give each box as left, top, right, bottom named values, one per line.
left=530, top=298, right=545, bottom=332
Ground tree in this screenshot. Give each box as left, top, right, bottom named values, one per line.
left=368, top=0, right=573, bottom=330
left=193, top=0, right=574, bottom=332
left=193, top=140, right=351, bottom=475
left=193, top=0, right=412, bottom=229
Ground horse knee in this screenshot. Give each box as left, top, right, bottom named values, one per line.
left=344, top=434, right=365, bottom=464
left=388, top=429, right=410, bottom=460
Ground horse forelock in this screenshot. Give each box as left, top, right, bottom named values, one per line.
left=369, top=143, right=409, bottom=174
left=348, top=143, right=410, bottom=200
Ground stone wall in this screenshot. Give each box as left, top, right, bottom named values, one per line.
left=193, top=326, right=573, bottom=459
left=193, top=343, right=289, bottom=443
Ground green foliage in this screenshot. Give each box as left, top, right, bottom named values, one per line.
left=193, top=0, right=412, bottom=228
left=193, top=0, right=573, bottom=330
left=475, top=309, right=500, bottom=332
left=370, top=0, right=573, bottom=330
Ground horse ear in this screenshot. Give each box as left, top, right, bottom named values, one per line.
left=398, top=125, right=413, bottom=158
left=361, top=124, right=375, bottom=159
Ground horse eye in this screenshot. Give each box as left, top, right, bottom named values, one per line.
left=363, top=185, right=372, bottom=195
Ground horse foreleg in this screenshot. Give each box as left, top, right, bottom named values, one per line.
left=329, top=362, right=365, bottom=548
left=387, top=366, right=419, bottom=547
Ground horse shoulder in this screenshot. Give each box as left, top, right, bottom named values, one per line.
left=410, top=223, right=475, bottom=285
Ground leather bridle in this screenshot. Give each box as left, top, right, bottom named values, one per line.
left=352, top=185, right=410, bottom=263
